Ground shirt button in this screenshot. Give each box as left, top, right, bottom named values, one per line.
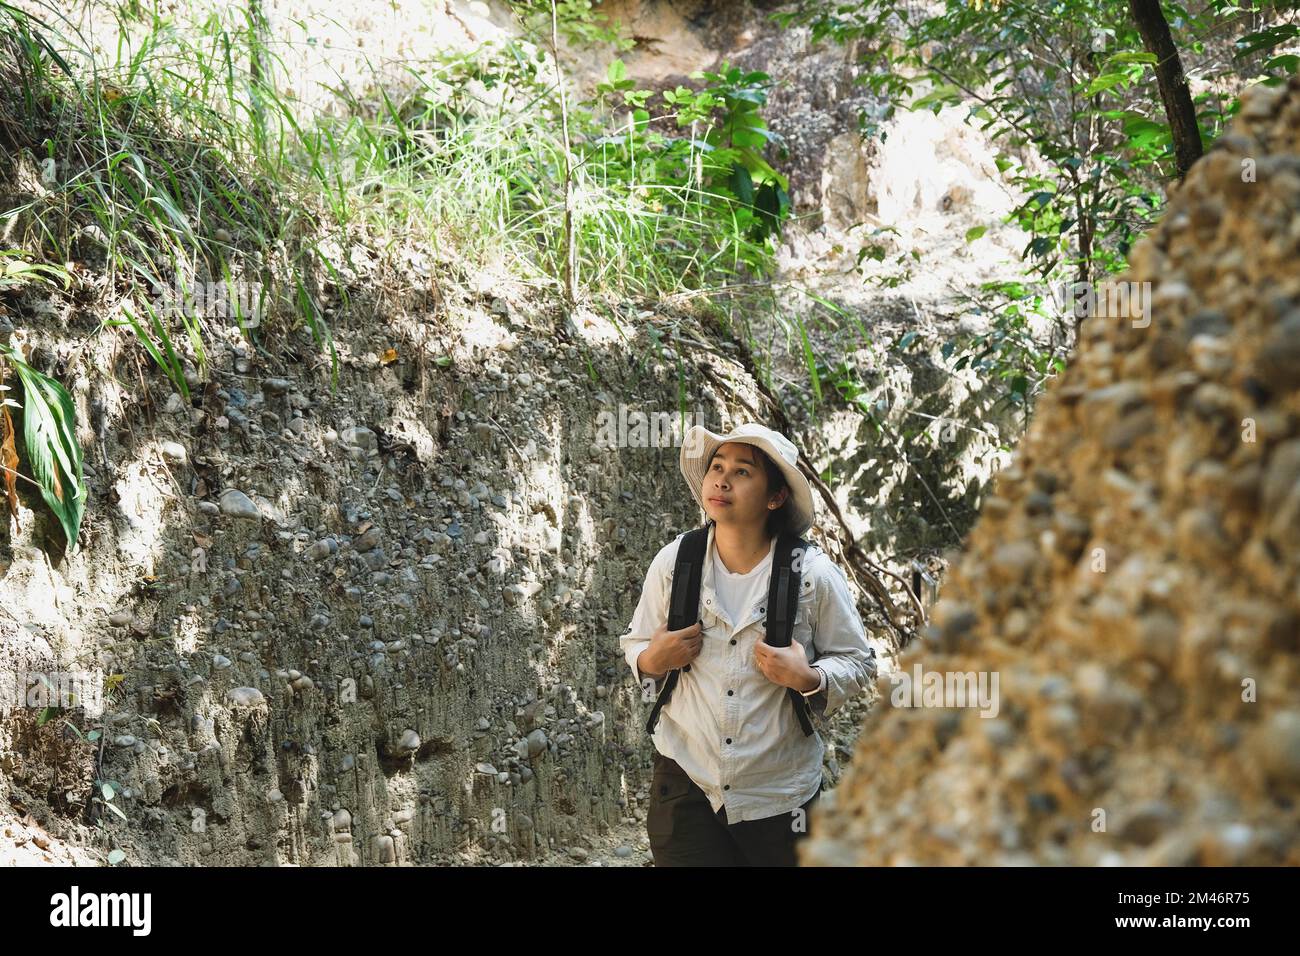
left=725, top=738, right=732, bottom=744
left=729, top=639, right=736, bottom=645
left=727, top=690, right=734, bottom=696
left=724, top=785, right=730, bottom=791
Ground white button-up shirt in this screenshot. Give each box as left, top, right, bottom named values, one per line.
left=620, top=522, right=878, bottom=823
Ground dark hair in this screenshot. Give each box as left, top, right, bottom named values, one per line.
left=754, top=446, right=794, bottom=538
left=707, top=444, right=792, bottom=539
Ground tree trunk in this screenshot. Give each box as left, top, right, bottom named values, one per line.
left=1128, top=0, right=1203, bottom=179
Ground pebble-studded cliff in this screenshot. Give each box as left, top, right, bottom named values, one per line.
left=803, top=76, right=1300, bottom=866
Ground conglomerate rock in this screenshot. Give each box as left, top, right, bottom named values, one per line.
left=804, top=75, right=1300, bottom=866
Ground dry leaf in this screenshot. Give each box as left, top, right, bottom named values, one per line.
left=356, top=520, right=373, bottom=535
left=0, top=366, right=19, bottom=531
left=192, top=531, right=213, bottom=548
left=380, top=348, right=399, bottom=365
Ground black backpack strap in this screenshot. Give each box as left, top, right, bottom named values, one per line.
left=766, top=531, right=815, bottom=736
left=645, top=524, right=817, bottom=739
left=645, top=523, right=710, bottom=735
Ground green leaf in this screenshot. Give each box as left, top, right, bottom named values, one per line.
left=730, top=126, right=769, bottom=150
left=794, top=314, right=820, bottom=404
left=1082, top=72, right=1129, bottom=96
left=729, top=164, right=755, bottom=206
left=1102, top=52, right=1157, bottom=67
left=1235, top=24, right=1300, bottom=58
left=965, top=225, right=987, bottom=242
left=0, top=345, right=87, bottom=554
left=101, top=782, right=115, bottom=800
left=0, top=254, right=72, bottom=291
left=108, top=849, right=126, bottom=865
left=913, top=83, right=962, bottom=111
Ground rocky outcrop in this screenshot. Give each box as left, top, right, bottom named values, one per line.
left=803, top=76, right=1300, bottom=866
left=0, top=283, right=732, bottom=864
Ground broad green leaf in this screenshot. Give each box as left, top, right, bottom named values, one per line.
left=1082, top=72, right=1129, bottom=96
left=0, top=345, right=87, bottom=554
left=1235, top=24, right=1300, bottom=58
left=729, top=164, right=755, bottom=206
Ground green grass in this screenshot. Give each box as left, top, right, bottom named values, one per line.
left=0, top=0, right=785, bottom=398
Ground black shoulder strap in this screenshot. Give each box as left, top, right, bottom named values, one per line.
left=766, top=530, right=816, bottom=736
left=763, top=529, right=809, bottom=648
left=667, top=525, right=709, bottom=631
left=646, top=523, right=710, bottom=735
left=646, top=525, right=817, bottom=738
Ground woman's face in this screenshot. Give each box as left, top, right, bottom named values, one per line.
left=701, top=442, right=788, bottom=530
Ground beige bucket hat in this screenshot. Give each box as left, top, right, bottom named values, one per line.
left=679, top=422, right=816, bottom=536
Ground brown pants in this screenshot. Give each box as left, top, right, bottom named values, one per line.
left=646, top=751, right=820, bottom=867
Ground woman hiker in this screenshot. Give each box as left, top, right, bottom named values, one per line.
left=620, top=422, right=878, bottom=866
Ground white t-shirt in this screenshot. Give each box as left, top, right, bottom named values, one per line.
left=710, top=536, right=776, bottom=629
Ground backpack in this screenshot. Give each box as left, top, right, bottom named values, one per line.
left=644, top=521, right=815, bottom=737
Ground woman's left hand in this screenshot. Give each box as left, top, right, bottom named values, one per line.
left=754, top=641, right=819, bottom=692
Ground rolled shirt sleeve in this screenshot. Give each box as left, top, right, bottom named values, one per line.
left=807, top=558, right=878, bottom=718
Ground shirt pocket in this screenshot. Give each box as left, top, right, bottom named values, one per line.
left=694, top=603, right=726, bottom=666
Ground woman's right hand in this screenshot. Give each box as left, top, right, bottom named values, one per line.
left=639, top=621, right=703, bottom=678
